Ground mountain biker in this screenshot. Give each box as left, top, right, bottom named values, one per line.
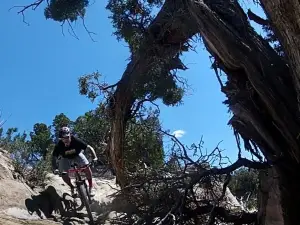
left=51, top=126, right=98, bottom=197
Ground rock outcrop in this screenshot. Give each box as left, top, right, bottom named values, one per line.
left=0, top=148, right=119, bottom=224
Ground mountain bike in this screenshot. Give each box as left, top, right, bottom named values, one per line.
left=54, top=157, right=113, bottom=223
left=67, top=162, right=95, bottom=224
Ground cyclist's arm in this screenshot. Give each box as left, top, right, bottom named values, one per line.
left=86, top=145, right=97, bottom=160
left=74, top=136, right=97, bottom=160
left=51, top=145, right=59, bottom=170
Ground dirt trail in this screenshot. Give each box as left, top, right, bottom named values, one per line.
left=0, top=214, right=59, bottom=225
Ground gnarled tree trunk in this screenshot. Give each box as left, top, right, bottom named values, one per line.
left=260, top=0, right=300, bottom=109
left=108, top=1, right=197, bottom=187
left=110, top=0, right=300, bottom=223
left=186, top=1, right=300, bottom=224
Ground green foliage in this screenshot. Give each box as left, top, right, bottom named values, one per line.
left=44, top=0, right=89, bottom=22
left=8, top=134, right=48, bottom=187
left=0, top=125, right=54, bottom=188
left=125, top=109, right=164, bottom=170
left=30, top=123, right=52, bottom=159
left=72, top=103, right=164, bottom=169
left=52, top=113, right=72, bottom=141
left=78, top=72, right=104, bottom=102
left=106, top=0, right=164, bottom=53
left=9, top=133, right=39, bottom=165
left=25, top=156, right=52, bottom=188
left=77, top=70, right=180, bottom=170
left=79, top=70, right=185, bottom=116
left=11, top=141, right=52, bottom=188
left=105, top=0, right=186, bottom=106
left=147, top=73, right=184, bottom=106
left=0, top=127, right=18, bottom=148
left=73, top=103, right=110, bottom=154
left=6, top=127, right=18, bottom=140
left=47, top=101, right=164, bottom=170
left=229, top=167, right=259, bottom=209
left=0, top=90, right=164, bottom=189
left=66, top=0, right=186, bottom=108
left=132, top=58, right=185, bottom=106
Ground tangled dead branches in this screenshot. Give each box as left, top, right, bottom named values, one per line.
left=108, top=134, right=268, bottom=225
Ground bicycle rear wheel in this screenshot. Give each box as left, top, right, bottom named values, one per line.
left=77, top=183, right=93, bottom=224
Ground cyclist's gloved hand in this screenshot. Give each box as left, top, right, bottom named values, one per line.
left=91, top=157, right=98, bottom=166
left=93, top=157, right=98, bottom=161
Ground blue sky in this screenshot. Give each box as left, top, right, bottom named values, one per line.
left=0, top=1, right=264, bottom=162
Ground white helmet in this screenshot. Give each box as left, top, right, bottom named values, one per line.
left=59, top=126, right=71, bottom=138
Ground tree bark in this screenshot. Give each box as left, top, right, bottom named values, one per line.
left=258, top=168, right=284, bottom=225
left=110, top=0, right=300, bottom=223
left=260, top=0, right=300, bottom=110
left=185, top=1, right=300, bottom=224
left=108, top=0, right=197, bottom=188
left=190, top=2, right=300, bottom=224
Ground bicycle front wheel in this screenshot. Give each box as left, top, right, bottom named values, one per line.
left=77, top=183, right=93, bottom=224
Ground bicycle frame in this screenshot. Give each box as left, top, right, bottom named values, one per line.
left=67, top=164, right=92, bottom=200
left=67, top=163, right=94, bottom=223
left=68, top=164, right=89, bottom=183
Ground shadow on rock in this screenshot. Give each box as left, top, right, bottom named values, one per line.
left=24, top=185, right=83, bottom=222
left=24, top=184, right=131, bottom=224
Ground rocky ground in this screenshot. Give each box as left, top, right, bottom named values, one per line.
left=0, top=148, right=258, bottom=225
left=0, top=148, right=122, bottom=225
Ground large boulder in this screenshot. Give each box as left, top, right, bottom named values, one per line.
left=0, top=148, right=35, bottom=211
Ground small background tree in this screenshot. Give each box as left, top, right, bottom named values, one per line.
left=229, top=167, right=259, bottom=210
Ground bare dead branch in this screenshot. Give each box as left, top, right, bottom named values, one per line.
left=247, top=9, right=269, bottom=26
left=80, top=15, right=97, bottom=42
left=89, top=79, right=119, bottom=92
left=0, top=113, right=12, bottom=128
left=131, top=98, right=159, bottom=119
left=9, top=0, right=45, bottom=25
left=162, top=129, right=196, bottom=168
left=9, top=0, right=44, bottom=14
left=61, top=21, right=66, bottom=36
left=210, top=57, right=225, bottom=90
left=188, top=157, right=269, bottom=189
left=183, top=205, right=257, bottom=224
left=155, top=197, right=181, bottom=225
left=109, top=135, right=264, bottom=225
left=67, top=20, right=80, bottom=40
left=234, top=129, right=242, bottom=159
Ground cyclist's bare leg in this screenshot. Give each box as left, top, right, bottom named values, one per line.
left=58, top=157, right=75, bottom=195
left=75, top=152, right=93, bottom=188
left=83, top=166, right=93, bottom=188
left=84, top=166, right=95, bottom=196
left=74, top=152, right=95, bottom=196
